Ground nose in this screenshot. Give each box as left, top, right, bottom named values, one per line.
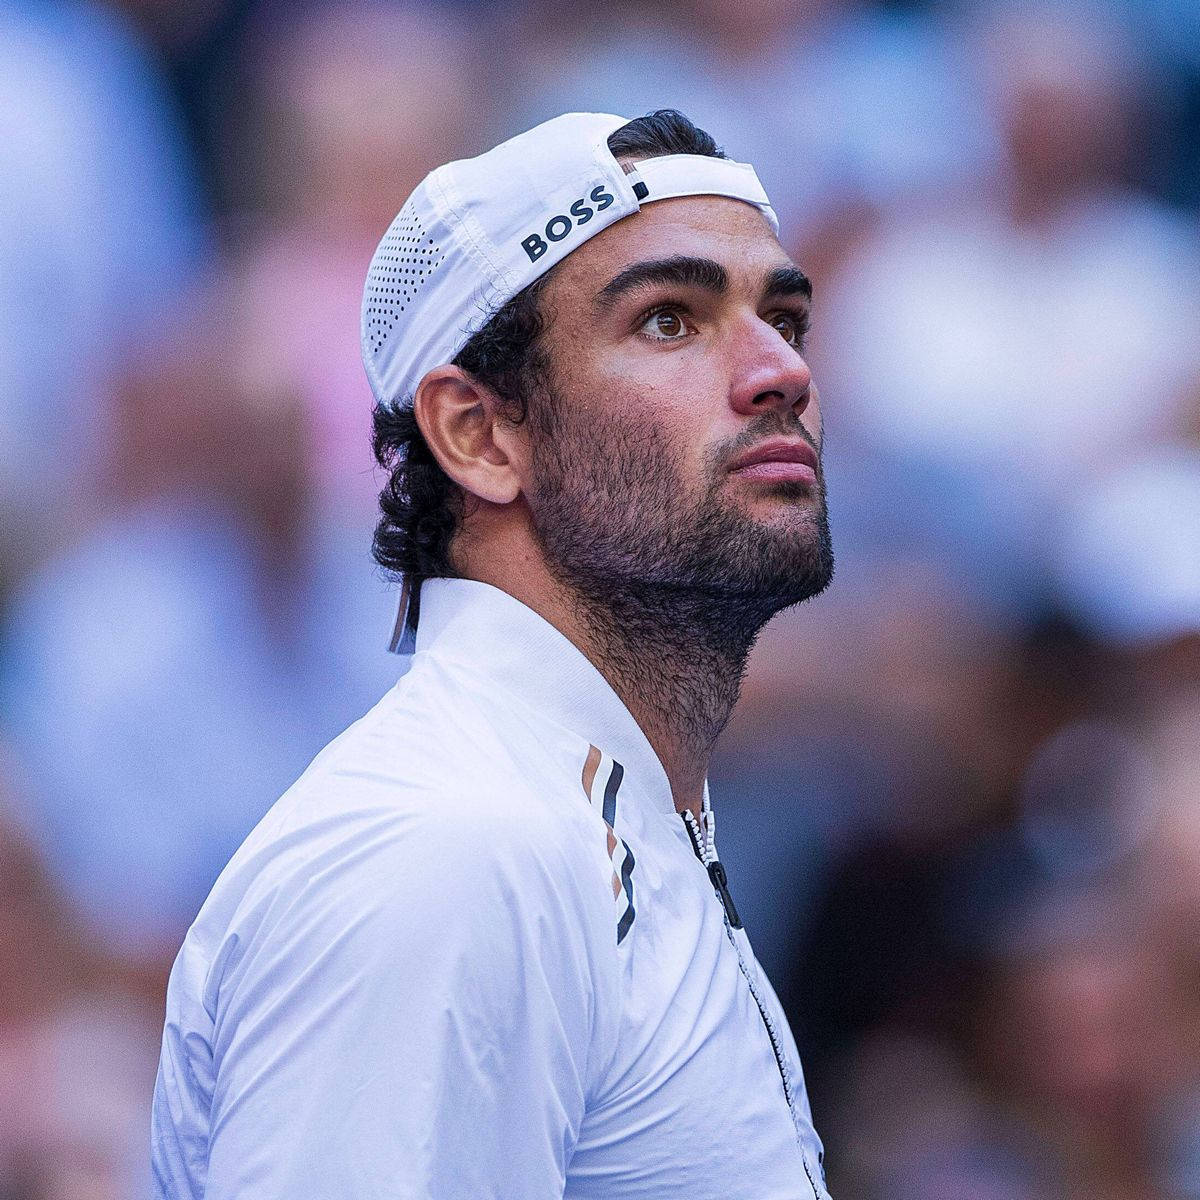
left=727, top=318, right=813, bottom=418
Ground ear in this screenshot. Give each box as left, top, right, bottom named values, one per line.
left=413, top=366, right=523, bottom=506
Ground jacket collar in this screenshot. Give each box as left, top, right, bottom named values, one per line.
left=413, top=578, right=675, bottom=814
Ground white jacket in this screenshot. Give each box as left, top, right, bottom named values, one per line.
left=151, top=578, right=830, bottom=1198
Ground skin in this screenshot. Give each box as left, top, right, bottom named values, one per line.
left=414, top=195, right=826, bottom=818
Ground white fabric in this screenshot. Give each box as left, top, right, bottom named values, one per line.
left=360, top=112, right=778, bottom=409
left=627, top=154, right=777, bottom=230
left=151, top=579, right=830, bottom=1199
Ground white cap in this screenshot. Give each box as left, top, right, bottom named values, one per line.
left=361, top=111, right=778, bottom=410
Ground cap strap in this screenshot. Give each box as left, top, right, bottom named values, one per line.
left=388, top=576, right=422, bottom=654
left=625, top=154, right=779, bottom=234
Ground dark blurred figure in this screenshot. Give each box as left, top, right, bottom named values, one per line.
left=825, top=881, right=1190, bottom=1200
left=1122, top=0, right=1200, bottom=209
left=800, top=579, right=1200, bottom=1197
left=964, top=899, right=1186, bottom=1200
left=0, top=788, right=158, bottom=1200
left=101, top=0, right=256, bottom=214
left=771, top=610, right=1096, bottom=1066
left=712, top=561, right=1019, bottom=985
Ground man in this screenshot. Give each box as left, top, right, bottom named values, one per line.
left=152, top=109, right=834, bottom=1198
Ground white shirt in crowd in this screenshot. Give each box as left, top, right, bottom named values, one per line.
left=151, top=578, right=830, bottom=1198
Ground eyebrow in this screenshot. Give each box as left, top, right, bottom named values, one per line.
left=595, top=256, right=728, bottom=309
left=594, top=255, right=812, bottom=310
left=763, top=265, right=812, bottom=302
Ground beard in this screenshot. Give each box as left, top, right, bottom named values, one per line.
left=525, top=392, right=834, bottom=649
left=519, top=384, right=834, bottom=754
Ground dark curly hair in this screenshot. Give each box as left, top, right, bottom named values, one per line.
left=371, top=109, right=726, bottom=582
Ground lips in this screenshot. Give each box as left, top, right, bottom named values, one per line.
left=726, top=438, right=819, bottom=485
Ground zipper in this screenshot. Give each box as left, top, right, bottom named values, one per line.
left=682, top=813, right=824, bottom=1198
left=722, top=911, right=824, bottom=1199
left=723, top=910, right=796, bottom=1113
left=706, top=860, right=741, bottom=927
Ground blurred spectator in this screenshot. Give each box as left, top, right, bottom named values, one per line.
left=0, top=0, right=208, bottom=590
left=0, top=6, right=492, bottom=964
left=1120, top=0, right=1200, bottom=208
left=103, top=0, right=257, bottom=213
left=797, top=573, right=1200, bottom=1197
left=818, top=3, right=1200, bottom=621
left=220, top=1, right=483, bottom=523
left=233, top=1, right=478, bottom=238
left=0, top=268, right=399, bottom=968
left=1055, top=447, right=1200, bottom=646
left=826, top=888, right=1192, bottom=1200
left=0, top=792, right=158, bottom=1200
left=713, top=560, right=1016, bottom=982
left=506, top=0, right=997, bottom=257
left=960, top=887, right=1191, bottom=1200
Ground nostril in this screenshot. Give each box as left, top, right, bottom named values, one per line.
left=750, top=387, right=808, bottom=413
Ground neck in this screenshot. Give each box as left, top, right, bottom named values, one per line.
left=457, top=521, right=772, bottom=815
left=557, top=581, right=772, bottom=815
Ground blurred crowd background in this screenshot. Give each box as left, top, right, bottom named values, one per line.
left=1, top=0, right=1199, bottom=1195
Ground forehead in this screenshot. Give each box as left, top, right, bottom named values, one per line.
left=546, top=194, right=794, bottom=307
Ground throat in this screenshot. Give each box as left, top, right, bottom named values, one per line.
left=565, top=582, right=768, bottom=809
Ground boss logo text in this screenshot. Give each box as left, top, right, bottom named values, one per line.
left=521, top=186, right=616, bottom=262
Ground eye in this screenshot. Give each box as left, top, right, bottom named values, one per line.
left=639, top=307, right=691, bottom=341
left=769, top=311, right=809, bottom=349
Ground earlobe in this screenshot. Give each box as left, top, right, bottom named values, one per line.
left=413, top=367, right=522, bottom=506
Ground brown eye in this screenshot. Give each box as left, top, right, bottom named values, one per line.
left=771, top=314, right=799, bottom=344
left=640, top=308, right=689, bottom=340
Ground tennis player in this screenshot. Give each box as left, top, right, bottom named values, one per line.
left=152, top=109, right=834, bottom=1198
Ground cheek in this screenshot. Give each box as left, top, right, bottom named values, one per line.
left=547, top=329, right=735, bottom=490
left=588, top=352, right=726, bottom=473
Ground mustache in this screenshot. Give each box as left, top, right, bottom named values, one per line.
left=711, top=415, right=822, bottom=472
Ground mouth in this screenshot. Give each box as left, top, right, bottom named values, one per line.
left=725, top=437, right=819, bottom=487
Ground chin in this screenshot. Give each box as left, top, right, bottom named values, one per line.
left=755, top=479, right=823, bottom=507
left=729, top=507, right=834, bottom=602
left=736, top=493, right=825, bottom=539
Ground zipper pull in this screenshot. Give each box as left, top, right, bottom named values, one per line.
left=708, top=860, right=742, bottom=929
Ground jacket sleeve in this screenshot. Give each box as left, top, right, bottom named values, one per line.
left=161, top=797, right=618, bottom=1199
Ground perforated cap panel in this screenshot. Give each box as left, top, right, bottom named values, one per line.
left=362, top=204, right=447, bottom=360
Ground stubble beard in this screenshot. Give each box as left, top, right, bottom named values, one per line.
left=524, top=392, right=834, bottom=753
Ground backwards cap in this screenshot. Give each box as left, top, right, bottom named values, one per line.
left=361, top=111, right=777, bottom=411
left=360, top=111, right=779, bottom=649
